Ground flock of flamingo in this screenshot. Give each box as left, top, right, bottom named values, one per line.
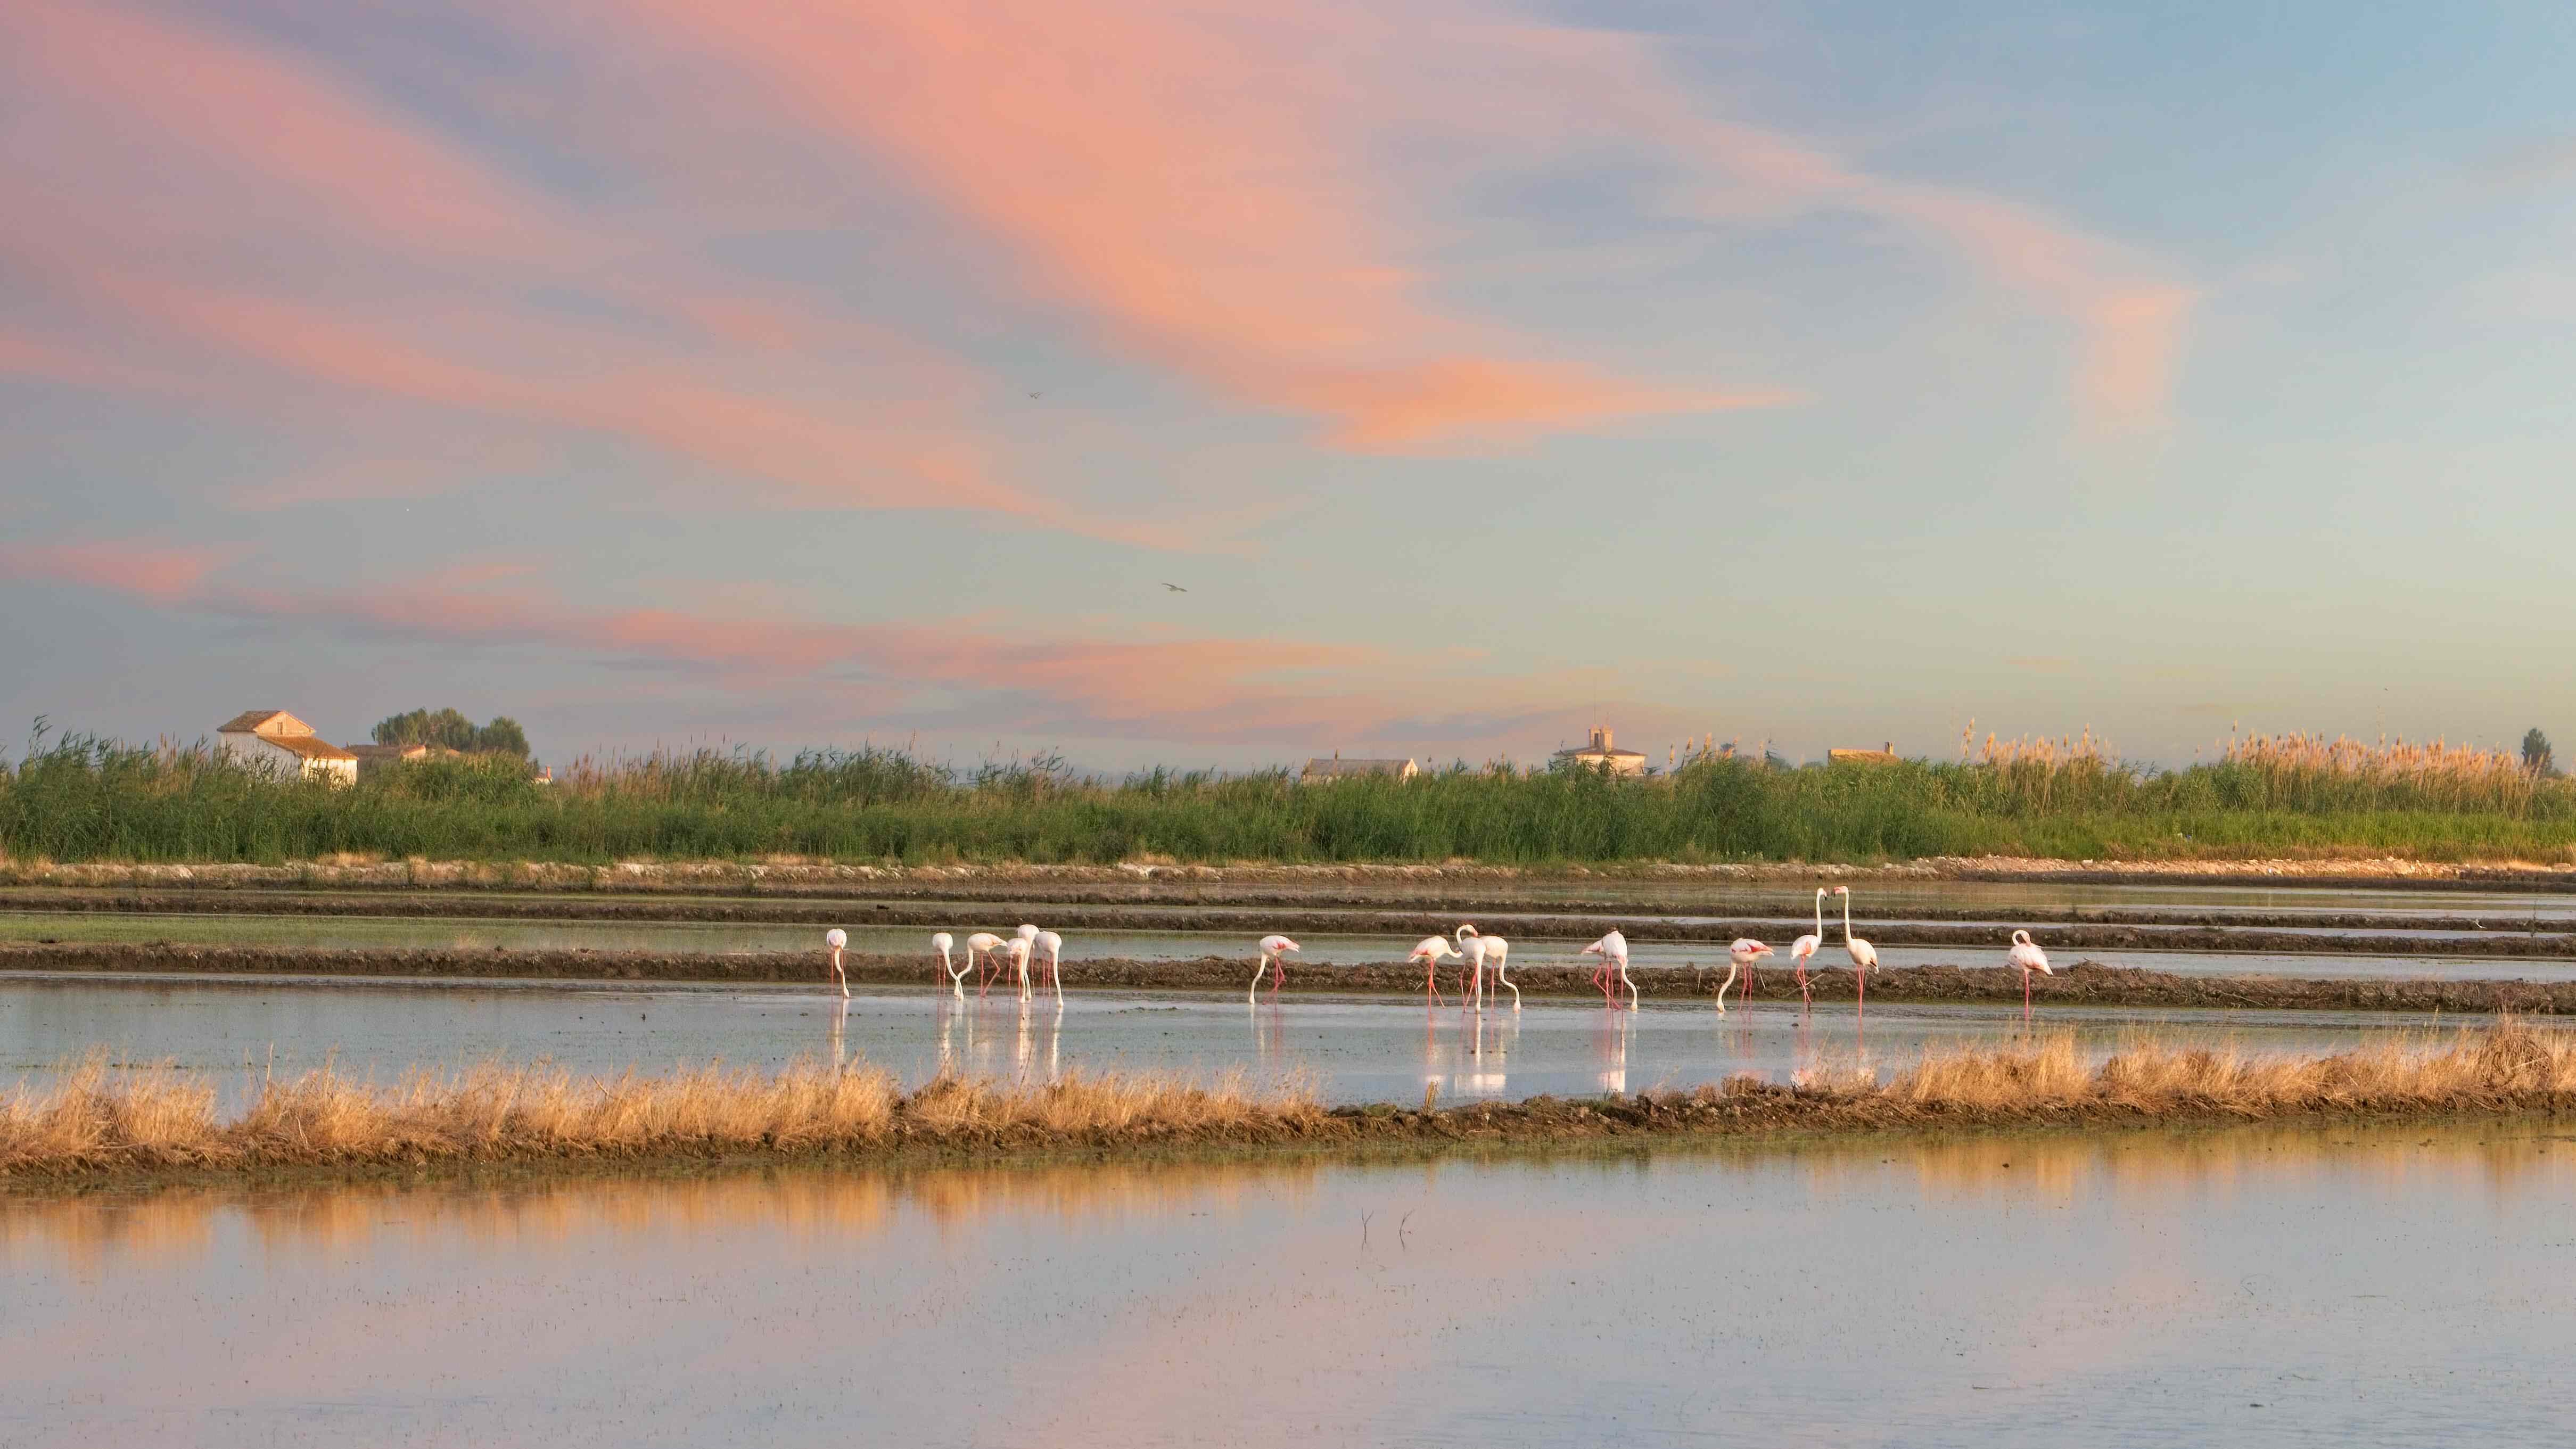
left=820, top=884, right=2060, bottom=1021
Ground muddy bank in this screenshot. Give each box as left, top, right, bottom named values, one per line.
left=5, top=854, right=2575, bottom=899
left=9, top=941, right=2576, bottom=1012
left=11, top=1023, right=2576, bottom=1188
left=10, top=890, right=2576, bottom=957
left=9, top=886, right=2576, bottom=938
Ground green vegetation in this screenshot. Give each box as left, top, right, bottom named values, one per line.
left=6, top=721, right=2576, bottom=866
left=371, top=707, right=531, bottom=758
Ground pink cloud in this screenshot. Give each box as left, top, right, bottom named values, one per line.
left=21, top=539, right=1703, bottom=748
left=1, top=541, right=237, bottom=604
left=575, top=0, right=1774, bottom=450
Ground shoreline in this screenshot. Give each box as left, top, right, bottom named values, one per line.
left=9, top=885, right=2576, bottom=939
left=9, top=943, right=2576, bottom=1011
left=9, top=1023, right=2573, bottom=1191
left=6, top=853, right=2576, bottom=897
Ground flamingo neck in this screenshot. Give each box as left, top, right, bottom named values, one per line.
left=1813, top=890, right=1825, bottom=936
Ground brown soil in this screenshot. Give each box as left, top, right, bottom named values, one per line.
left=6, top=885, right=2572, bottom=938
left=9, top=941, right=2574, bottom=1012
left=6, top=854, right=2575, bottom=898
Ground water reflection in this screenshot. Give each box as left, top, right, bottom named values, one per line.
left=6, top=1123, right=2572, bottom=1446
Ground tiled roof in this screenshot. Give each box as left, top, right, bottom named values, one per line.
left=1301, top=758, right=1415, bottom=777
left=218, top=710, right=302, bottom=735
left=256, top=734, right=358, bottom=762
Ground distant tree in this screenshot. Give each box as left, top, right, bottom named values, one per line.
left=373, top=708, right=530, bottom=758
left=2525, top=728, right=2557, bottom=777
left=474, top=717, right=530, bottom=758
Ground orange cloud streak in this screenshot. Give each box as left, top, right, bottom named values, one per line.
left=596, top=0, right=1768, bottom=448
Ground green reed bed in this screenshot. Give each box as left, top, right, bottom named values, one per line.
left=6, top=728, right=2576, bottom=867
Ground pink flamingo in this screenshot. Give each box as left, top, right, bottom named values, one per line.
left=1457, top=925, right=1517, bottom=1010
left=966, top=932, right=1008, bottom=995
left=824, top=928, right=849, bottom=998
left=1408, top=935, right=1460, bottom=1006
left=1250, top=934, right=1299, bottom=1003
left=1581, top=931, right=1635, bottom=1010
left=1036, top=929, right=1065, bottom=1001
left=931, top=931, right=967, bottom=999
left=1788, top=888, right=1824, bottom=1007
left=1723, top=938, right=1771, bottom=1015
left=1002, top=936, right=1036, bottom=1002
left=2007, top=929, right=2053, bottom=1023
left=1832, top=887, right=1878, bottom=1022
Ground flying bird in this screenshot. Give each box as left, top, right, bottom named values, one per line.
left=1160, top=582, right=1188, bottom=592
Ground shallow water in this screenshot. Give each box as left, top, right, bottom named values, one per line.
left=4, top=1119, right=2570, bottom=1446
left=0, top=975, right=2494, bottom=1111
left=9, top=910, right=2573, bottom=981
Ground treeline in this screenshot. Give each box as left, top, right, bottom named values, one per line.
left=6, top=727, right=2576, bottom=866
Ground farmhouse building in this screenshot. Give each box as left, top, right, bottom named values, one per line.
left=1552, top=726, right=1648, bottom=777
left=216, top=710, right=359, bottom=786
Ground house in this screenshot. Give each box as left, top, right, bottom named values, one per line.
left=216, top=710, right=359, bottom=786
left=1828, top=742, right=1901, bottom=765
left=1299, top=755, right=1419, bottom=783
left=1552, top=725, right=1648, bottom=777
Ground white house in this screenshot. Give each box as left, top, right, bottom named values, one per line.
left=1552, top=725, right=1648, bottom=777
left=216, top=710, right=359, bottom=786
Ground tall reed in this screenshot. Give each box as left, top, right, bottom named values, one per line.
left=6, top=724, right=2574, bottom=866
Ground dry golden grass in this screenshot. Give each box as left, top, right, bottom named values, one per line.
left=9, top=1024, right=2576, bottom=1183
left=0, top=1053, right=1322, bottom=1178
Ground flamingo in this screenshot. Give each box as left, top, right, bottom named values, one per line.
left=1581, top=931, right=1636, bottom=1010
left=1002, top=936, right=1035, bottom=1001
left=1454, top=925, right=1512, bottom=1008
left=1832, top=887, right=1878, bottom=1019
left=1788, top=888, right=1825, bottom=1007
left=1250, top=934, right=1299, bottom=1003
left=1408, top=935, right=1460, bottom=1006
left=965, top=932, right=1008, bottom=994
left=931, top=931, right=968, bottom=998
left=1722, top=938, right=1771, bottom=1016
left=824, top=928, right=849, bottom=998
left=2007, top=929, right=2053, bottom=1022
left=1036, top=929, right=1064, bottom=1001
left=1461, top=927, right=1517, bottom=1010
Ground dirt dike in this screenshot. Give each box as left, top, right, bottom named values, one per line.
left=6, top=886, right=2575, bottom=937
left=7, top=942, right=2573, bottom=1012
left=8, top=891, right=2574, bottom=958
left=5, top=854, right=2575, bottom=899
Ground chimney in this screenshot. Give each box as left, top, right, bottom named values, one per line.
left=1592, top=726, right=1610, bottom=752
left=1883, top=741, right=1892, bottom=754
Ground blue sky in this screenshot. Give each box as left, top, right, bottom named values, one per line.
left=4, top=0, right=2572, bottom=773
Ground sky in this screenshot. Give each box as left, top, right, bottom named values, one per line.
left=5, top=1, right=2575, bottom=775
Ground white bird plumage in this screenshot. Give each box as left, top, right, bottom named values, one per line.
left=824, top=927, right=849, bottom=998
left=1581, top=931, right=1635, bottom=1010
left=1252, top=934, right=1300, bottom=1003
left=2007, top=928, right=2052, bottom=1020
left=1833, top=887, right=1878, bottom=1019
left=1407, top=935, right=1460, bottom=1006
left=931, top=931, right=965, bottom=998
left=1455, top=924, right=1516, bottom=1010
left=1789, top=888, right=1824, bottom=1007
left=1721, top=938, right=1771, bottom=1016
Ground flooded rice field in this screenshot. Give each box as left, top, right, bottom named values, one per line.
left=6, top=1118, right=2570, bottom=1447
left=9, top=908, right=2576, bottom=982
left=0, top=975, right=2502, bottom=1112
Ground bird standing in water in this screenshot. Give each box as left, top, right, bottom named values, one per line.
left=2007, top=929, right=2053, bottom=1023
